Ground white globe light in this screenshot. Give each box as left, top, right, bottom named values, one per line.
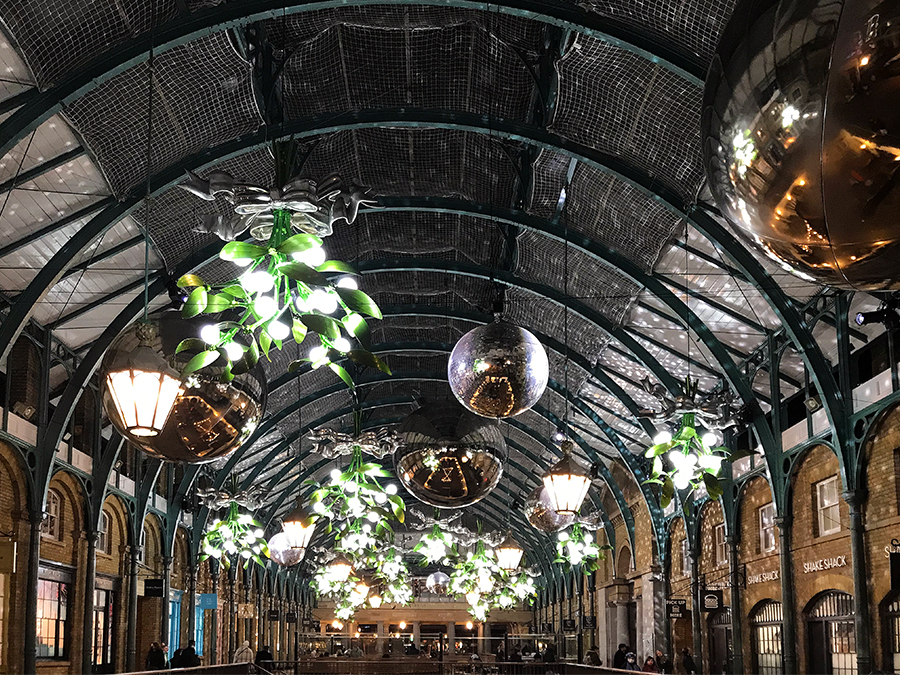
left=309, top=346, right=327, bottom=362
left=385, top=483, right=398, bottom=495
left=223, top=341, right=244, bottom=361
left=701, top=431, right=720, bottom=448
left=253, top=295, right=278, bottom=318
left=310, top=289, right=338, bottom=314
left=336, top=276, right=358, bottom=290
left=333, top=337, right=351, bottom=352
left=653, top=430, right=673, bottom=444
left=698, top=454, right=724, bottom=474
left=330, top=468, right=342, bottom=481
left=292, top=245, right=327, bottom=268
left=267, top=320, right=290, bottom=340
left=673, top=470, right=692, bottom=490
left=200, top=324, right=220, bottom=344
left=242, top=270, right=274, bottom=293
left=294, top=295, right=309, bottom=312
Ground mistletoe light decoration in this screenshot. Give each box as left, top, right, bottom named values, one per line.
left=199, top=481, right=270, bottom=569
left=174, top=142, right=389, bottom=386
left=554, top=523, right=608, bottom=572
left=642, top=378, right=748, bottom=506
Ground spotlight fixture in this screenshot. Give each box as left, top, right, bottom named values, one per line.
left=552, top=427, right=567, bottom=443
left=854, top=295, right=900, bottom=328
left=804, top=395, right=823, bottom=413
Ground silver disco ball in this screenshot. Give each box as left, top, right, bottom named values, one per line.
left=703, top=0, right=900, bottom=290
left=525, top=485, right=574, bottom=533
left=268, top=532, right=306, bottom=567
left=448, top=321, right=548, bottom=418
left=425, top=571, right=450, bottom=595
left=394, top=401, right=505, bottom=508
left=101, top=311, right=266, bottom=463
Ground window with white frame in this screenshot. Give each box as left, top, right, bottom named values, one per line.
left=681, top=538, right=691, bottom=576
left=715, top=524, right=727, bottom=566
left=41, top=490, right=61, bottom=540
left=759, top=503, right=776, bottom=552
left=816, top=476, right=841, bottom=536
left=97, top=511, right=110, bottom=555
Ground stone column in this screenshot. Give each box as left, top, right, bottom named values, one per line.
left=447, top=621, right=456, bottom=655
left=641, top=568, right=665, bottom=659
left=476, top=622, right=483, bottom=654
left=413, top=621, right=421, bottom=648
left=615, top=602, right=629, bottom=649
left=845, top=490, right=872, bottom=674
left=376, top=621, right=385, bottom=654
left=23, top=515, right=41, bottom=675
left=726, top=536, right=744, bottom=674
left=125, top=545, right=142, bottom=671
left=81, top=532, right=98, bottom=674
left=775, top=515, right=797, bottom=674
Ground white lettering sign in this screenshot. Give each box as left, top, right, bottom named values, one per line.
left=884, top=544, right=900, bottom=559
left=802, top=556, right=847, bottom=573
left=747, top=570, right=779, bottom=585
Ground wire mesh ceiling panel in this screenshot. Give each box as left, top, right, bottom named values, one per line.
left=551, top=35, right=705, bottom=203
left=280, top=20, right=539, bottom=122
left=63, top=32, right=261, bottom=198
left=370, top=316, right=476, bottom=348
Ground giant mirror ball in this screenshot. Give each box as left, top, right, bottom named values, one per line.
left=448, top=321, right=549, bottom=418
left=702, top=0, right=900, bottom=290
left=425, top=571, right=450, bottom=595
left=101, top=311, right=266, bottom=463
left=268, top=532, right=306, bottom=567
left=525, top=484, right=574, bottom=533
left=394, top=401, right=505, bottom=508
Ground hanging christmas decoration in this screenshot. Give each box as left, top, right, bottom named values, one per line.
left=541, top=441, right=592, bottom=516
left=394, top=401, right=505, bottom=508
left=199, top=485, right=269, bottom=569
left=447, top=320, right=549, bottom=418
left=310, top=426, right=403, bottom=459
left=524, top=485, right=575, bottom=533
left=175, top=142, right=388, bottom=387
left=554, top=524, right=608, bottom=573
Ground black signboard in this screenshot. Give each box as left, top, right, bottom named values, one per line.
left=267, top=609, right=281, bottom=621
left=701, top=589, right=723, bottom=612
left=144, top=579, right=164, bottom=597
left=286, top=612, right=297, bottom=624
left=667, top=599, right=687, bottom=620
left=892, top=551, right=900, bottom=593
left=540, top=623, right=553, bottom=634
left=581, top=616, right=597, bottom=629
left=562, top=619, right=577, bottom=632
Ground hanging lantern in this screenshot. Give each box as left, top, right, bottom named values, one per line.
left=524, top=485, right=575, bottom=533
left=447, top=321, right=549, bottom=418
left=282, top=505, right=316, bottom=551
left=394, top=401, right=505, bottom=508
left=368, top=592, right=383, bottom=608
left=328, top=554, right=353, bottom=582
left=495, top=531, right=525, bottom=572
left=541, top=441, right=591, bottom=516
left=102, top=321, right=183, bottom=438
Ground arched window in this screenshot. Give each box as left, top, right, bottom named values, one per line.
left=751, top=600, right=783, bottom=675
left=97, top=511, right=110, bottom=555
left=41, top=490, right=61, bottom=540
left=808, top=591, right=856, bottom=675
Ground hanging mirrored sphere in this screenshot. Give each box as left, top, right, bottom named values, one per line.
left=268, top=532, right=306, bottom=567
left=525, top=485, right=574, bottom=533
left=703, top=0, right=900, bottom=290
left=425, top=571, right=450, bottom=595
left=394, top=401, right=505, bottom=508
left=101, top=312, right=267, bottom=463
left=448, top=321, right=548, bottom=418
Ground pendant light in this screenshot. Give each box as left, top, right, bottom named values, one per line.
left=282, top=505, right=316, bottom=551
left=327, top=553, right=353, bottom=582
left=495, top=531, right=525, bottom=572
left=102, top=15, right=183, bottom=441
left=542, top=440, right=591, bottom=516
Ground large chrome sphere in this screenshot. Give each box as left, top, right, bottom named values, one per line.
left=426, top=571, right=450, bottom=595
left=448, top=321, right=548, bottom=418
left=101, top=312, right=266, bottom=463
left=394, top=401, right=505, bottom=508
left=525, top=485, right=574, bottom=533
left=268, top=532, right=306, bottom=567
left=703, top=0, right=900, bottom=290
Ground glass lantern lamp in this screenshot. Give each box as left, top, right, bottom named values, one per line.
left=541, top=440, right=591, bottom=516
left=495, top=531, right=525, bottom=572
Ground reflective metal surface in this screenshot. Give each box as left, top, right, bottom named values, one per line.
left=448, top=321, right=549, bottom=418
left=268, top=532, right=306, bottom=567
left=524, top=484, right=574, bottom=533
left=394, top=401, right=505, bottom=508
left=703, top=0, right=900, bottom=290
left=102, top=311, right=266, bottom=463
left=425, top=571, right=450, bottom=594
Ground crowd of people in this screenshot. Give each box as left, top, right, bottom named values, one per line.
left=494, top=642, right=556, bottom=662
left=144, top=639, right=279, bottom=671
left=610, top=643, right=696, bottom=673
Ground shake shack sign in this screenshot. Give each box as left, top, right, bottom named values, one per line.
left=802, top=555, right=847, bottom=574
left=747, top=570, right=779, bottom=585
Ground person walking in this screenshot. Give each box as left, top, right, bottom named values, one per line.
left=624, top=652, right=641, bottom=671
left=682, top=648, right=697, bottom=675
left=256, top=644, right=274, bottom=671
left=234, top=640, right=254, bottom=664
left=613, top=644, right=629, bottom=669
left=642, top=656, right=659, bottom=672
left=145, top=642, right=167, bottom=670
left=654, top=650, right=672, bottom=674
